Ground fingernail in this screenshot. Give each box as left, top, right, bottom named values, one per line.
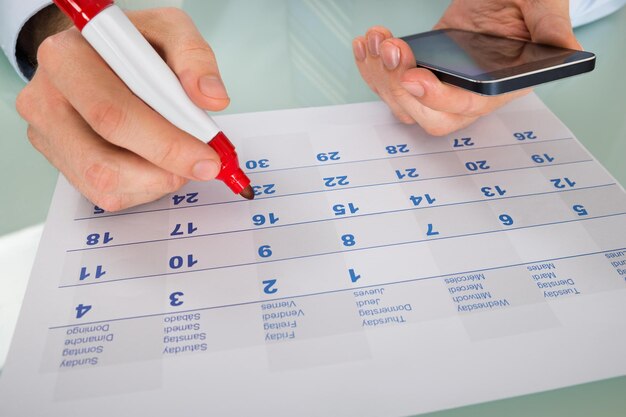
left=192, top=159, right=220, bottom=181
left=353, top=39, right=366, bottom=62
left=199, top=75, right=229, bottom=100
left=401, top=81, right=425, bottom=98
left=381, top=42, right=400, bottom=70
left=367, top=31, right=384, bottom=56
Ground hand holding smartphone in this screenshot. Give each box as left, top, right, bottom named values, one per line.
left=401, top=29, right=595, bottom=95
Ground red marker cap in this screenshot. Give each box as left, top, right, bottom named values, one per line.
left=209, top=132, right=250, bottom=194
left=53, top=0, right=114, bottom=30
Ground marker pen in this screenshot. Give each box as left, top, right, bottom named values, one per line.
left=52, top=0, right=254, bottom=200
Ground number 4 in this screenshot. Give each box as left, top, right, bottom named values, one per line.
left=75, top=304, right=92, bottom=319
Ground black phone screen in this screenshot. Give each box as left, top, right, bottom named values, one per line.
left=402, top=29, right=592, bottom=82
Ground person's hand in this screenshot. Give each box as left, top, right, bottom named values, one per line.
left=16, top=8, right=229, bottom=211
left=352, top=0, right=582, bottom=136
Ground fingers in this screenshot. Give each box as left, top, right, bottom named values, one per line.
left=17, top=7, right=228, bottom=211
left=359, top=29, right=467, bottom=134
left=521, top=1, right=581, bottom=49
left=353, top=28, right=416, bottom=124
left=37, top=28, right=222, bottom=182
left=127, top=8, right=230, bottom=111
left=354, top=28, right=489, bottom=135
left=17, top=70, right=186, bottom=211
left=399, top=67, right=530, bottom=117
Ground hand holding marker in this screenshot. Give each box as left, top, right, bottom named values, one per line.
left=52, top=0, right=254, bottom=200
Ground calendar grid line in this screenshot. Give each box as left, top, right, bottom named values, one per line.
left=66, top=182, right=618, bottom=253
left=241, top=136, right=576, bottom=175
left=49, top=246, right=626, bottom=329
left=72, top=157, right=594, bottom=221
left=58, top=211, right=626, bottom=288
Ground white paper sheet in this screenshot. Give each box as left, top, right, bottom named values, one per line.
left=1, top=94, right=625, bottom=417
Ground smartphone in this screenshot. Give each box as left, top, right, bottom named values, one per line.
left=400, top=29, right=596, bottom=95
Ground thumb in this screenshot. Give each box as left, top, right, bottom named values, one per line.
left=172, top=41, right=231, bottom=112
left=128, top=8, right=230, bottom=111
left=521, top=1, right=582, bottom=50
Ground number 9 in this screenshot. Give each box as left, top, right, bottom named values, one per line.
left=499, top=214, right=514, bottom=226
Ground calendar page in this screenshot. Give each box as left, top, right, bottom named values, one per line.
left=1, top=94, right=625, bottom=417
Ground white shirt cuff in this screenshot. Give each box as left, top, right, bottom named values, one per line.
left=570, top=0, right=626, bottom=27
left=0, top=0, right=53, bottom=82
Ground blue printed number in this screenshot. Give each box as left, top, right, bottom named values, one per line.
left=426, top=223, right=439, bottom=236
left=514, top=131, right=537, bottom=141
left=169, top=254, right=197, bottom=269
left=245, top=159, right=270, bottom=170
left=349, top=268, right=361, bottom=283
left=323, top=176, right=350, bottom=187
left=93, top=205, right=105, bottom=215
left=573, top=204, right=588, bottom=216
left=395, top=168, right=419, bottom=180
left=79, top=265, right=106, bottom=281
left=252, top=184, right=276, bottom=196
left=386, top=144, right=409, bottom=154
left=171, top=222, right=198, bottom=236
left=169, top=292, right=184, bottom=307
left=86, top=232, right=113, bottom=246
left=75, top=304, right=91, bottom=319
left=333, top=203, right=359, bottom=216
left=258, top=245, right=273, bottom=258
left=550, top=178, right=576, bottom=189
left=262, top=279, right=278, bottom=294
left=531, top=153, right=555, bottom=164
left=410, top=194, right=436, bottom=207
left=341, top=234, right=356, bottom=247
left=481, top=185, right=506, bottom=197
left=499, top=214, right=514, bottom=226
left=316, top=151, right=340, bottom=162
left=453, top=137, right=474, bottom=148
left=252, top=213, right=279, bottom=226
left=172, top=192, right=198, bottom=205
left=465, top=160, right=490, bottom=171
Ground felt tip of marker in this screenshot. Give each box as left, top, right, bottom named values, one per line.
left=240, top=185, right=255, bottom=200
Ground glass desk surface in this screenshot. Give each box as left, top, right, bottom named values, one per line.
left=0, top=1, right=624, bottom=416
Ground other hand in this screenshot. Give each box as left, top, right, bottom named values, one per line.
left=353, top=0, right=581, bottom=136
